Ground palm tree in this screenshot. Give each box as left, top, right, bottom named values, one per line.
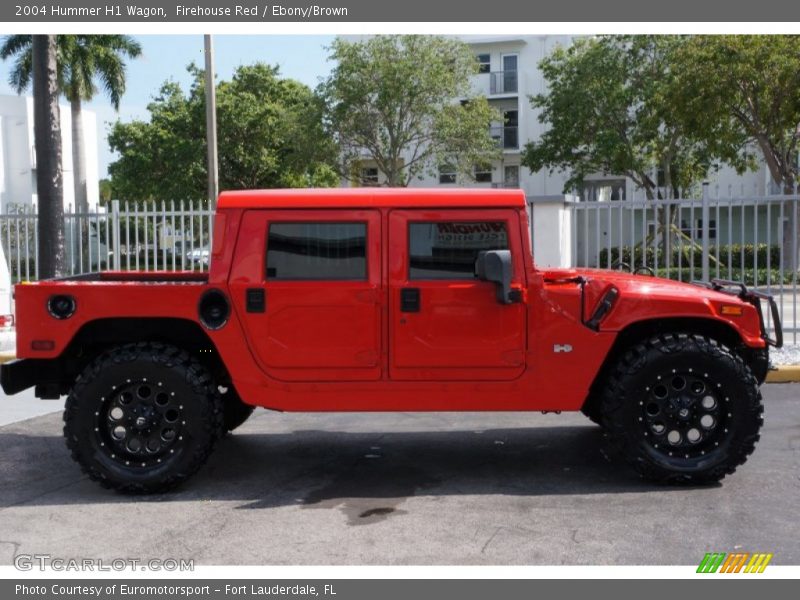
left=1, top=35, right=142, bottom=214
left=31, top=35, right=65, bottom=278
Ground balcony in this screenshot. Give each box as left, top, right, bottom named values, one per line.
left=489, top=70, right=518, bottom=95
left=491, top=180, right=520, bottom=189
left=490, top=126, right=519, bottom=151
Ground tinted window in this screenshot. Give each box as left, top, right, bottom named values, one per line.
left=408, top=221, right=508, bottom=280
left=267, top=223, right=367, bottom=280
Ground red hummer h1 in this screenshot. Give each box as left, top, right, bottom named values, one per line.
left=1, top=189, right=782, bottom=492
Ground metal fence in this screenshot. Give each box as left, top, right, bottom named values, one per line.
left=0, top=199, right=214, bottom=294
left=572, top=183, right=800, bottom=344
left=3, top=191, right=797, bottom=344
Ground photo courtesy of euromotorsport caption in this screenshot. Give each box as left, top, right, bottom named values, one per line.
left=0, top=188, right=782, bottom=493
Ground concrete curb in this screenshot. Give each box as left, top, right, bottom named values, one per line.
left=0, top=351, right=798, bottom=381
left=766, top=365, right=800, bottom=383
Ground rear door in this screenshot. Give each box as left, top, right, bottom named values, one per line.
left=388, top=209, right=527, bottom=381
left=230, top=209, right=382, bottom=382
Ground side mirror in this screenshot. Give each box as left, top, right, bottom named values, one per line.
left=475, top=250, right=520, bottom=304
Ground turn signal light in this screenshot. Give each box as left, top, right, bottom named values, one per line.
left=720, top=305, right=744, bottom=316
left=31, top=340, right=55, bottom=351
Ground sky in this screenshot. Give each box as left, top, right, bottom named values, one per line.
left=0, top=35, right=336, bottom=177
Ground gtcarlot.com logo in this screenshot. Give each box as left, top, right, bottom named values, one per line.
left=14, top=554, right=194, bottom=571
left=697, top=552, right=773, bottom=573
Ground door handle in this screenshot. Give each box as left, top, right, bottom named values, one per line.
left=400, top=288, right=420, bottom=312
left=246, top=288, right=266, bottom=313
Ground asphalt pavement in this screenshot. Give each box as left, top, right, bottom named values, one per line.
left=0, top=384, right=798, bottom=565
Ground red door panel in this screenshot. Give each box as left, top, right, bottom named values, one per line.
left=258, top=286, right=380, bottom=369
left=229, top=210, right=382, bottom=382
left=388, top=209, right=527, bottom=381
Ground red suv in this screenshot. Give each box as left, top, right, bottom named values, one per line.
left=1, top=188, right=781, bottom=492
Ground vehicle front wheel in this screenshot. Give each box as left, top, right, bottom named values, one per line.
left=600, top=333, right=763, bottom=484
left=63, top=342, right=224, bottom=493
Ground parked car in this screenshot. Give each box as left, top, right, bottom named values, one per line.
left=0, top=188, right=781, bottom=493
left=186, top=244, right=210, bottom=266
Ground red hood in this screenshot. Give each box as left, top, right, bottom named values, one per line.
left=543, top=267, right=746, bottom=302
left=541, top=267, right=766, bottom=347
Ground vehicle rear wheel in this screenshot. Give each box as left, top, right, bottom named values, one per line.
left=63, top=342, right=224, bottom=493
left=221, top=387, right=255, bottom=433
left=600, top=333, right=763, bottom=484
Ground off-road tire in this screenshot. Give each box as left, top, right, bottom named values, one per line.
left=63, top=342, right=224, bottom=493
left=599, top=333, right=763, bottom=484
left=222, top=387, right=255, bottom=433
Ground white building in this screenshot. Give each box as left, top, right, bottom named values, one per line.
left=0, top=94, right=100, bottom=213
left=349, top=35, right=774, bottom=200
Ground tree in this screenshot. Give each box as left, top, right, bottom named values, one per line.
left=672, top=35, right=800, bottom=195
left=671, top=35, right=800, bottom=267
left=522, top=36, right=729, bottom=201
left=98, top=178, right=113, bottom=205
left=108, top=63, right=338, bottom=202
left=319, top=35, right=500, bottom=187
left=1, top=35, right=142, bottom=213
left=32, top=35, right=65, bottom=279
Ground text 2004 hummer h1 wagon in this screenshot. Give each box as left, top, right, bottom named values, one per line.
left=0, top=189, right=782, bottom=492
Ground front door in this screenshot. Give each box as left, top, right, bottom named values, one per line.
left=230, top=210, right=382, bottom=382
left=388, top=209, right=527, bottom=381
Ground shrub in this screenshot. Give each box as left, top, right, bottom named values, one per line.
left=599, top=243, right=783, bottom=270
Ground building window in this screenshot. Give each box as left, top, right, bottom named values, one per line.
left=583, top=179, right=627, bottom=202
left=696, top=219, right=717, bottom=240
left=408, top=221, right=509, bottom=280
left=360, top=167, right=379, bottom=187
left=266, top=223, right=367, bottom=280
left=503, top=165, right=520, bottom=187
left=438, top=164, right=457, bottom=184
left=476, top=53, right=491, bottom=74
left=474, top=164, right=492, bottom=183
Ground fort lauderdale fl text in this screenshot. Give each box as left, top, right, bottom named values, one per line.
left=17, top=4, right=349, bottom=18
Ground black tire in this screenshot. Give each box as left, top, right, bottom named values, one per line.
left=63, top=342, right=224, bottom=493
left=599, top=333, right=763, bottom=484
left=221, top=387, right=255, bottom=433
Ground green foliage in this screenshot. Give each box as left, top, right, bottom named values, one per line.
left=98, top=178, right=113, bottom=204
left=652, top=268, right=794, bottom=287
left=319, top=35, right=500, bottom=187
left=523, top=36, right=722, bottom=199
left=0, top=34, right=142, bottom=107
left=671, top=35, right=800, bottom=193
left=599, top=244, right=784, bottom=270
left=108, top=63, right=338, bottom=202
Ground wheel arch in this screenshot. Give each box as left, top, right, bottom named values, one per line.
left=31, top=317, right=229, bottom=397
left=583, top=316, right=768, bottom=414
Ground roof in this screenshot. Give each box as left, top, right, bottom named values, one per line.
left=217, top=188, right=527, bottom=210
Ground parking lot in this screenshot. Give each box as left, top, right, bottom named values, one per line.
left=0, top=384, right=798, bottom=565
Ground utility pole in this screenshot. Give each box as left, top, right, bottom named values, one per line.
left=204, top=34, right=219, bottom=208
